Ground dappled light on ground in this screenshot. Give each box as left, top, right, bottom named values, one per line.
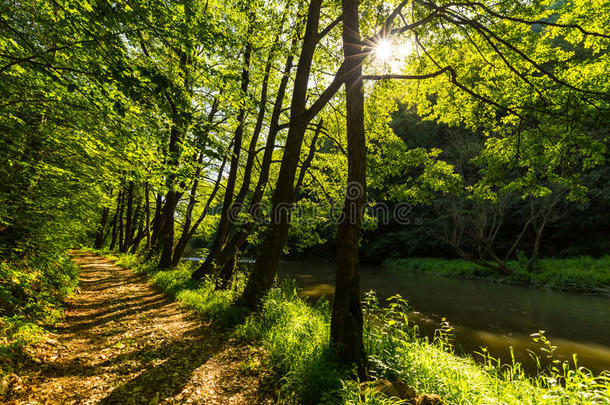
left=4, top=253, right=274, bottom=404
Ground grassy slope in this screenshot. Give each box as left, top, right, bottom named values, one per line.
left=106, top=251, right=610, bottom=404
left=385, top=256, right=610, bottom=294
left=0, top=252, right=79, bottom=371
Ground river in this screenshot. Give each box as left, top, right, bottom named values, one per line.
left=274, top=260, right=610, bottom=374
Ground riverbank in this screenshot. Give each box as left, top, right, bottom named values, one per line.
left=98, top=250, right=609, bottom=404
left=385, top=256, right=610, bottom=295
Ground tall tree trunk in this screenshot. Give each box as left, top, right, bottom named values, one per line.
left=109, top=190, right=123, bottom=251
left=145, top=13, right=192, bottom=267
left=117, top=189, right=125, bottom=252
left=144, top=182, right=151, bottom=249
left=214, top=35, right=281, bottom=286
left=229, top=28, right=282, bottom=211
left=94, top=206, right=110, bottom=249
left=212, top=47, right=296, bottom=283
left=170, top=151, right=204, bottom=267
left=158, top=192, right=177, bottom=267
left=158, top=124, right=181, bottom=268
left=158, top=36, right=192, bottom=269
left=130, top=210, right=145, bottom=254
left=128, top=202, right=140, bottom=250
left=237, top=0, right=324, bottom=308
left=120, top=181, right=134, bottom=253
left=331, top=0, right=367, bottom=380
left=158, top=183, right=187, bottom=266
left=216, top=118, right=321, bottom=289
left=150, top=193, right=163, bottom=247
left=192, top=36, right=253, bottom=279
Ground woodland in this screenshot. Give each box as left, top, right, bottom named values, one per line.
left=1, top=0, right=610, bottom=403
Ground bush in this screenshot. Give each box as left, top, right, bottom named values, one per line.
left=0, top=252, right=79, bottom=369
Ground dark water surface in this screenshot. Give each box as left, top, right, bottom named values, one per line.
left=275, top=260, right=610, bottom=374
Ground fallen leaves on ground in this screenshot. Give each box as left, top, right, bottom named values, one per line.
left=2, top=252, right=275, bottom=404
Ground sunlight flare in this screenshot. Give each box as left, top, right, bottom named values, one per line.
left=375, top=39, right=393, bottom=64
left=372, top=37, right=416, bottom=72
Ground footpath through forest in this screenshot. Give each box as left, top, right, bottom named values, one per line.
left=5, top=252, right=274, bottom=404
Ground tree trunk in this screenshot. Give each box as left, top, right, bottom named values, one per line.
left=109, top=191, right=123, bottom=251
left=158, top=122, right=182, bottom=268
left=158, top=189, right=176, bottom=268
left=216, top=119, right=322, bottom=289
left=213, top=47, right=296, bottom=285
left=170, top=151, right=204, bottom=267
left=330, top=0, right=367, bottom=380
left=238, top=0, right=324, bottom=308
left=151, top=27, right=191, bottom=267
left=127, top=202, right=140, bottom=251
left=232, top=43, right=275, bottom=209
left=130, top=209, right=145, bottom=253
left=214, top=34, right=283, bottom=287
left=216, top=252, right=237, bottom=290
left=150, top=193, right=164, bottom=247
left=144, top=182, right=151, bottom=249
left=120, top=181, right=134, bottom=253
left=117, top=190, right=125, bottom=252
left=192, top=37, right=253, bottom=279
left=94, top=206, right=110, bottom=249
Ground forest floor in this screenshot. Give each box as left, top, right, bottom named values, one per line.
left=3, top=251, right=275, bottom=404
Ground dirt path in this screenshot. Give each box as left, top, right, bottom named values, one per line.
left=6, top=252, right=274, bottom=404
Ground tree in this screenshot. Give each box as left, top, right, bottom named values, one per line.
left=237, top=0, right=345, bottom=308
left=328, top=0, right=610, bottom=375
left=331, top=0, right=368, bottom=380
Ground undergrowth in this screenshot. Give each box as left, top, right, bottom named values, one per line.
left=0, top=252, right=79, bottom=372
left=105, top=251, right=610, bottom=404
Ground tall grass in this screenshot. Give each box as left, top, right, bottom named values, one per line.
left=108, top=252, right=610, bottom=404
left=385, top=256, right=610, bottom=294
left=362, top=293, right=610, bottom=404
left=237, top=279, right=346, bottom=403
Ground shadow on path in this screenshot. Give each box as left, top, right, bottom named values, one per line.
left=5, top=252, right=274, bottom=404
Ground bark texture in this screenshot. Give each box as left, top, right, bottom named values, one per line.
left=331, top=0, right=368, bottom=380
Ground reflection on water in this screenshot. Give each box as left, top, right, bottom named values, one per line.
left=275, top=260, right=610, bottom=374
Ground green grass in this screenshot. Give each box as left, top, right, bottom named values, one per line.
left=236, top=279, right=345, bottom=403
left=385, top=256, right=610, bottom=294
left=362, top=294, right=610, bottom=404
left=111, top=252, right=249, bottom=327
left=105, top=251, right=610, bottom=404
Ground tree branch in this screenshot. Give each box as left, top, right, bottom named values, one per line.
left=448, top=1, right=610, bottom=39
left=362, top=67, right=450, bottom=80
left=317, top=14, right=343, bottom=41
